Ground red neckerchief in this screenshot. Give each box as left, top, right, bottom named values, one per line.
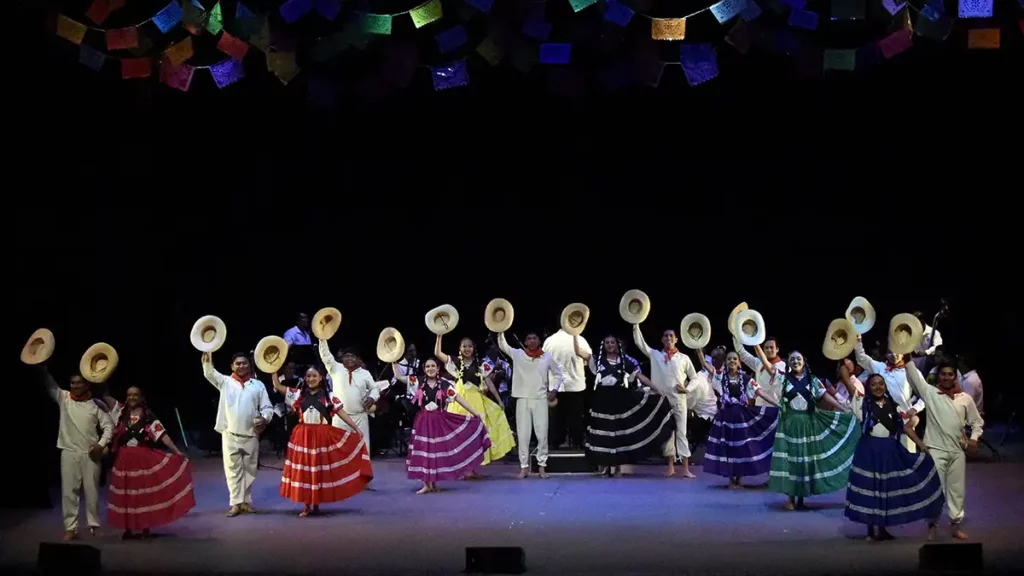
left=231, top=373, right=248, bottom=386
left=662, top=348, right=679, bottom=363
left=938, top=384, right=963, bottom=400
left=524, top=348, right=544, bottom=360
left=70, top=390, right=93, bottom=402
left=886, top=358, right=905, bottom=371
left=762, top=356, right=780, bottom=373
left=345, top=366, right=359, bottom=383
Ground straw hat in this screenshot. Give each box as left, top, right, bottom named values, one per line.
left=822, top=318, right=857, bottom=361
left=190, top=315, right=227, bottom=352
left=21, top=328, right=55, bottom=365
left=888, top=313, right=923, bottom=356
left=312, top=307, right=342, bottom=340
left=734, top=309, right=766, bottom=346
left=376, top=327, right=406, bottom=364
left=485, top=298, right=514, bottom=333
left=560, top=303, right=590, bottom=336
left=680, top=313, right=711, bottom=350
left=845, top=296, right=876, bottom=335
left=618, top=290, right=650, bottom=324
left=80, top=343, right=119, bottom=384
left=425, top=304, right=459, bottom=335
left=727, top=302, right=748, bottom=337
left=254, top=336, right=289, bottom=373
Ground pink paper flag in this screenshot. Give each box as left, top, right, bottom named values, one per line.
left=879, top=29, right=912, bottom=59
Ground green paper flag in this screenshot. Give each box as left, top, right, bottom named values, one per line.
left=268, top=51, right=300, bottom=84
left=206, top=2, right=223, bottom=35
left=476, top=35, right=505, bottom=65
left=363, top=14, right=392, bottom=35
left=823, top=49, right=856, bottom=71
left=250, top=17, right=271, bottom=51
left=569, top=0, right=598, bottom=12
left=410, top=0, right=442, bottom=28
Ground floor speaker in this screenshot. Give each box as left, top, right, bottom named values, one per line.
left=919, top=542, right=983, bottom=572
left=466, top=546, right=526, bottom=574
left=38, top=542, right=101, bottom=576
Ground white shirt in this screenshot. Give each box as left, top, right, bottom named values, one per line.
left=283, top=325, right=312, bottom=346
left=855, top=338, right=925, bottom=414
left=586, top=355, right=640, bottom=386
left=498, top=333, right=565, bottom=399
left=632, top=325, right=698, bottom=407
left=907, top=363, right=984, bottom=453
left=45, top=373, right=114, bottom=453
left=688, top=371, right=718, bottom=420
left=318, top=340, right=381, bottom=424
left=283, top=387, right=343, bottom=425
left=203, top=360, right=274, bottom=436
left=960, top=370, right=983, bottom=417
left=915, top=324, right=942, bottom=356
left=542, top=330, right=591, bottom=393
left=736, top=345, right=786, bottom=407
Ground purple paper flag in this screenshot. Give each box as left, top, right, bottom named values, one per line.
left=280, top=0, right=312, bottom=23
left=435, top=25, right=468, bottom=53
left=210, top=58, right=245, bottom=88
left=540, top=43, right=571, bottom=64
left=604, top=0, right=634, bottom=26
left=79, top=44, right=106, bottom=71
left=788, top=8, right=819, bottom=30
left=679, top=43, right=718, bottom=86
left=741, top=1, right=762, bottom=20
left=522, top=20, right=553, bottom=41
left=881, top=0, right=905, bottom=15
left=431, top=60, right=469, bottom=91
left=153, top=1, right=184, bottom=33
left=465, top=0, right=494, bottom=12
left=316, top=0, right=341, bottom=19
left=711, top=0, right=748, bottom=23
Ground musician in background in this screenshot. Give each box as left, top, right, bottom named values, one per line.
left=392, top=343, right=421, bottom=396
left=912, top=300, right=948, bottom=374
left=284, top=313, right=313, bottom=347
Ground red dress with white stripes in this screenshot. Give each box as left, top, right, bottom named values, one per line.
left=279, top=387, right=373, bottom=505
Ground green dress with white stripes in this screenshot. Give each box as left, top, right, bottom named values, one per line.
left=767, top=374, right=861, bottom=497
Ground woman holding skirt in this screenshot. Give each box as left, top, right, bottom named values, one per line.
left=435, top=334, right=515, bottom=477
left=272, top=366, right=373, bottom=517
left=574, top=335, right=674, bottom=477
left=402, top=357, right=491, bottom=494
left=105, top=387, right=195, bottom=539
left=840, top=366, right=944, bottom=541
left=699, top=351, right=779, bottom=489
left=764, top=350, right=861, bottom=510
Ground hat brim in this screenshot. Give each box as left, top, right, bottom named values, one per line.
left=21, top=328, right=55, bottom=365
left=80, top=343, right=119, bottom=384
left=734, top=309, right=766, bottom=347
left=377, top=328, right=406, bottom=364
left=727, top=302, right=748, bottom=337
left=312, top=307, right=342, bottom=340
left=680, top=313, right=711, bottom=350
left=425, top=305, right=460, bottom=335
left=888, top=313, right=923, bottom=356
left=254, top=336, right=289, bottom=374
left=618, top=290, right=650, bottom=325
left=846, top=296, right=876, bottom=335
left=560, top=304, right=590, bottom=336
left=191, top=315, right=227, bottom=353
left=822, top=318, right=857, bottom=360
left=485, top=298, right=515, bottom=333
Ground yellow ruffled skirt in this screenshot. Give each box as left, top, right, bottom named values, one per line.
left=447, top=382, right=515, bottom=465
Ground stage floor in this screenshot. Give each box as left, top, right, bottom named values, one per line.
left=2, top=454, right=1023, bottom=575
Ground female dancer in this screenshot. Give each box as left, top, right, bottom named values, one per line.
left=272, top=365, right=373, bottom=517
left=840, top=364, right=944, bottom=541
left=573, top=334, right=673, bottom=477
left=435, top=334, right=515, bottom=477
left=763, top=349, right=861, bottom=510
left=698, top=350, right=779, bottom=489
left=103, top=387, right=195, bottom=539
left=397, top=357, right=491, bottom=494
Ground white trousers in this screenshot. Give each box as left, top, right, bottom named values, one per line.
left=336, top=411, right=371, bottom=452
left=222, top=432, right=260, bottom=506
left=61, top=450, right=101, bottom=531
left=663, top=401, right=691, bottom=460
left=516, top=398, right=549, bottom=468
left=931, top=448, right=966, bottom=524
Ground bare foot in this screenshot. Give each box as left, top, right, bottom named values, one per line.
left=240, top=503, right=255, bottom=514
left=226, top=505, right=242, bottom=517
left=63, top=530, right=76, bottom=542
left=416, top=485, right=431, bottom=495
left=89, top=527, right=98, bottom=536
left=299, top=505, right=312, bottom=517
left=680, top=470, right=697, bottom=479
left=539, top=467, right=550, bottom=479
left=927, top=525, right=938, bottom=541
left=728, top=482, right=740, bottom=490
left=952, top=528, right=968, bottom=541
left=517, top=468, right=529, bottom=479
left=784, top=500, right=796, bottom=511
left=664, top=466, right=676, bottom=477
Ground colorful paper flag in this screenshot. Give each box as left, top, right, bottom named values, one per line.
left=476, top=35, right=505, bottom=65
left=711, top=0, right=748, bottom=24
left=316, top=0, right=341, bottom=19
left=540, top=43, right=572, bottom=64
left=362, top=14, right=392, bottom=35
left=522, top=20, right=553, bottom=41
left=435, top=26, right=467, bottom=53
left=465, top=0, right=494, bottom=12
left=920, top=5, right=941, bottom=20
left=165, top=37, right=194, bottom=65
left=280, top=0, right=313, bottom=24
left=154, top=2, right=184, bottom=33
left=431, top=60, right=469, bottom=90
left=823, top=49, right=856, bottom=71
left=130, top=32, right=154, bottom=56
left=210, top=58, right=245, bottom=88
left=788, top=9, right=819, bottom=30
left=914, top=14, right=952, bottom=41
left=79, top=44, right=106, bottom=71
left=206, top=2, right=223, bottom=34
left=249, top=18, right=271, bottom=51
left=878, top=29, right=912, bottom=59
left=122, top=57, right=153, bottom=79
left=958, top=0, right=992, bottom=18
left=604, top=0, right=635, bottom=26
left=106, top=27, right=139, bottom=50
left=85, top=0, right=112, bottom=25
left=160, top=58, right=194, bottom=91
left=881, top=0, right=905, bottom=14
left=830, top=0, right=864, bottom=19
left=741, top=1, right=762, bottom=20
left=411, top=0, right=443, bottom=28
left=56, top=15, right=87, bottom=45
left=217, top=31, right=250, bottom=60
left=725, top=19, right=751, bottom=54
left=967, top=28, right=1000, bottom=49
left=651, top=18, right=686, bottom=40
left=569, top=0, right=598, bottom=11
left=268, top=52, right=300, bottom=84
left=679, top=43, right=718, bottom=86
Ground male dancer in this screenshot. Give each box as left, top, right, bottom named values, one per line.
left=855, top=336, right=925, bottom=452
left=202, top=352, right=274, bottom=517
left=906, top=360, right=983, bottom=540
left=734, top=336, right=786, bottom=407
left=543, top=329, right=592, bottom=449
left=632, top=325, right=700, bottom=478
left=319, top=342, right=380, bottom=447
left=498, top=330, right=564, bottom=479
left=43, top=366, right=114, bottom=540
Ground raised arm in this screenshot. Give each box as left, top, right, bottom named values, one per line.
left=201, top=353, right=230, bottom=390
left=696, top=348, right=714, bottom=374
left=434, top=334, right=450, bottom=365
left=854, top=336, right=886, bottom=375
left=631, top=324, right=652, bottom=358
left=573, top=335, right=591, bottom=361
left=318, top=339, right=339, bottom=373
left=837, top=362, right=861, bottom=401
left=497, top=332, right=517, bottom=358
left=905, top=362, right=937, bottom=407
left=270, top=372, right=289, bottom=396
left=733, top=337, right=760, bottom=373
left=41, top=366, right=62, bottom=403
left=753, top=345, right=779, bottom=377
left=391, top=363, right=410, bottom=385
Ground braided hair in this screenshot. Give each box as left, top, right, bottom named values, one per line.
left=860, top=374, right=902, bottom=436
left=593, top=335, right=638, bottom=388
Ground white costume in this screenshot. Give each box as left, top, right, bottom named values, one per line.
left=319, top=340, right=380, bottom=449
left=735, top=341, right=786, bottom=407
left=906, top=363, right=984, bottom=525
left=632, top=325, right=699, bottom=461
left=202, top=359, right=274, bottom=507
left=498, top=333, right=564, bottom=469
left=689, top=371, right=719, bottom=421
left=855, top=339, right=925, bottom=452
left=45, top=373, right=114, bottom=532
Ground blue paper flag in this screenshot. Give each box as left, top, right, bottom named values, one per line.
left=711, top=0, right=748, bottom=23
left=316, top=0, right=341, bottom=20
left=741, top=1, right=762, bottom=20
left=522, top=20, right=552, bottom=41
left=210, top=58, right=245, bottom=88
left=435, top=26, right=468, bottom=54
left=604, top=0, right=634, bottom=26
left=539, top=43, right=572, bottom=64
left=280, top=0, right=312, bottom=23
left=679, top=43, right=718, bottom=86
left=920, top=5, right=941, bottom=20
left=465, top=0, right=494, bottom=12
left=191, top=0, right=204, bottom=9
left=432, top=60, right=469, bottom=91
left=236, top=2, right=255, bottom=20
left=153, top=1, right=184, bottom=34
left=926, top=0, right=945, bottom=13
left=788, top=8, right=819, bottom=30
left=79, top=44, right=106, bottom=71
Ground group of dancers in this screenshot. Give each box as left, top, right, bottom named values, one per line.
left=24, top=291, right=984, bottom=545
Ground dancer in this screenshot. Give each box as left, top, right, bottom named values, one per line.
left=906, top=360, right=984, bottom=541
left=764, top=350, right=860, bottom=510
left=435, top=334, right=515, bottom=477
left=543, top=329, right=592, bottom=450
left=734, top=335, right=786, bottom=407
left=403, top=357, right=490, bottom=494
left=840, top=366, right=944, bottom=541
left=272, top=366, right=373, bottom=517
left=318, top=342, right=380, bottom=449
left=631, top=325, right=699, bottom=478
left=855, top=336, right=924, bottom=452
left=201, top=352, right=274, bottom=517
left=574, top=334, right=673, bottom=477
left=104, top=387, right=195, bottom=539
left=699, top=350, right=779, bottom=489
left=498, top=330, right=564, bottom=479
left=42, top=366, right=114, bottom=541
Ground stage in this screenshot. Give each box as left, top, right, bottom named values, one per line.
left=2, top=454, right=1023, bottom=575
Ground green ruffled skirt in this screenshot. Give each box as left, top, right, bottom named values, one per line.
left=767, top=409, right=861, bottom=497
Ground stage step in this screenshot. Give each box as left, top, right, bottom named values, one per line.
left=531, top=450, right=596, bottom=474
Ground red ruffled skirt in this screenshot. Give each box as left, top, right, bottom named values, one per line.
left=108, top=446, right=196, bottom=530
left=280, top=423, right=374, bottom=505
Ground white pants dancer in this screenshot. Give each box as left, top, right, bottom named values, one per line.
left=61, top=450, right=101, bottom=531
left=516, top=397, right=549, bottom=468
left=336, top=411, right=371, bottom=452
left=931, top=448, right=966, bottom=524
left=222, top=432, right=260, bottom=506
left=663, top=401, right=691, bottom=460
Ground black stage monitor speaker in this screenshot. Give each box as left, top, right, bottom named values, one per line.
left=38, top=542, right=101, bottom=576
left=919, top=542, right=983, bottom=572
left=466, top=546, right=526, bottom=574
